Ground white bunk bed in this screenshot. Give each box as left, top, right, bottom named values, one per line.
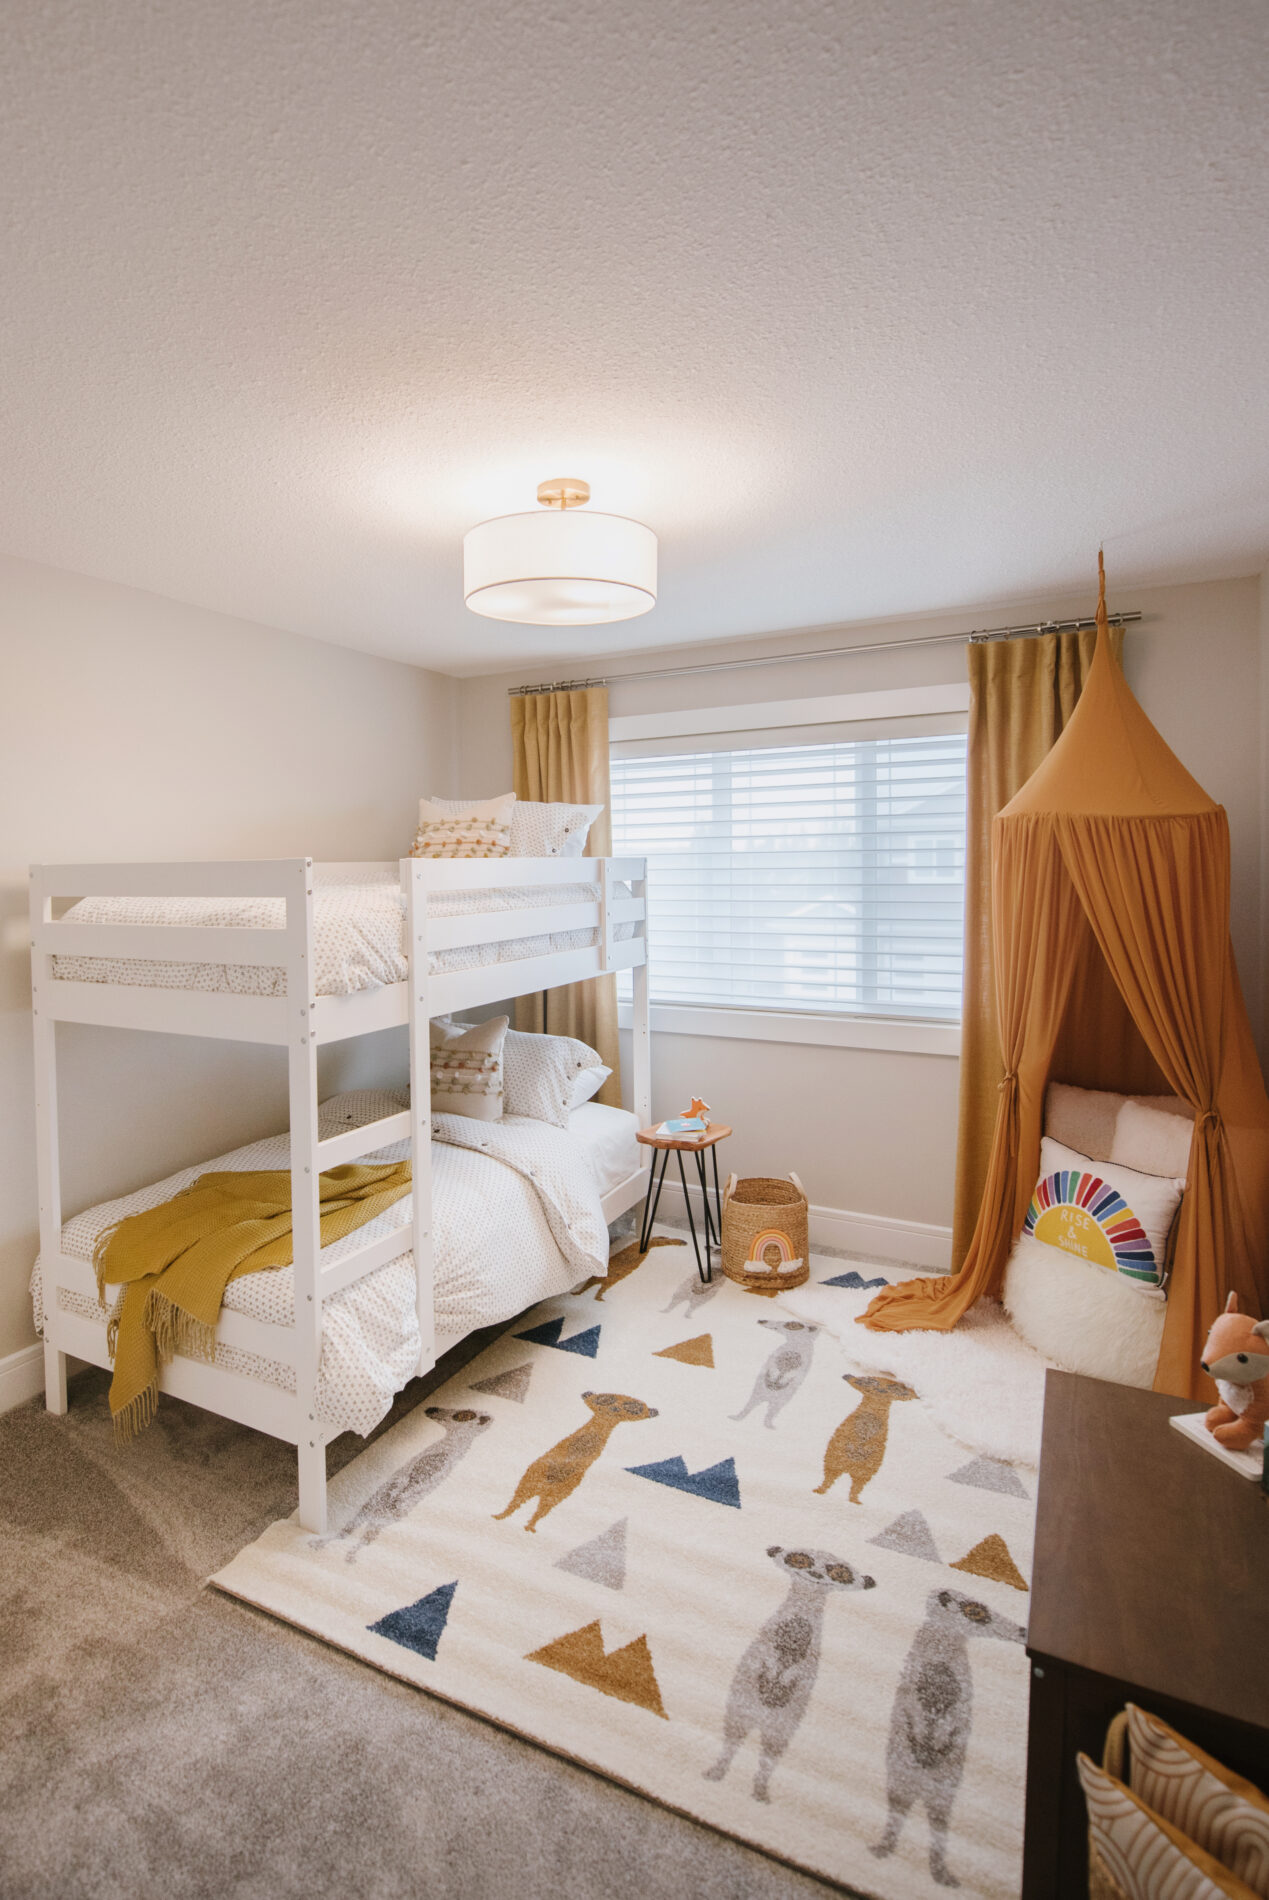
left=29, top=854, right=651, bottom=1533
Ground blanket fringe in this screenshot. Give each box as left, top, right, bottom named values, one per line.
left=144, top=1291, right=218, bottom=1368
left=111, top=1379, right=159, bottom=1444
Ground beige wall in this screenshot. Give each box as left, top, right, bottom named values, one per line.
left=0, top=558, right=457, bottom=1361
left=458, top=574, right=1267, bottom=1236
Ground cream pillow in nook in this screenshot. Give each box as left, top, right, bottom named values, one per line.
left=429, top=1015, right=508, bottom=1120
left=410, top=793, right=515, bottom=859
left=1022, top=1134, right=1185, bottom=1290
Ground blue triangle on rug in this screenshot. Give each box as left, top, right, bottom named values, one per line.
left=820, top=1269, right=889, bottom=1290
left=627, top=1454, right=741, bottom=1509
left=514, top=1316, right=601, bottom=1359
left=368, top=1580, right=457, bottom=1660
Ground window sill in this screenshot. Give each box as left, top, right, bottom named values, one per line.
left=617, top=1002, right=961, bottom=1057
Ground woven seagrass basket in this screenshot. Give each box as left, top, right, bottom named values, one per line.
left=721, top=1173, right=810, bottom=1293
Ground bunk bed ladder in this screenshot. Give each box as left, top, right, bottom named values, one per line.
left=404, top=860, right=437, bottom=1381
left=30, top=870, right=68, bottom=1414
left=286, top=859, right=327, bottom=1534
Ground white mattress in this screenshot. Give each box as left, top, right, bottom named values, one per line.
left=567, top=1102, right=641, bottom=1198
left=32, top=1089, right=619, bottom=1437
left=51, top=863, right=635, bottom=999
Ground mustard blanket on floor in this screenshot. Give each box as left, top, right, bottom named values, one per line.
left=94, top=1162, right=413, bottom=1439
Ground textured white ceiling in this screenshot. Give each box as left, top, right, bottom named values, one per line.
left=2, top=0, right=1267, bottom=675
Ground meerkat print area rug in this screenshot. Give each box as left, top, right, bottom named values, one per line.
left=212, top=1238, right=1037, bottom=1898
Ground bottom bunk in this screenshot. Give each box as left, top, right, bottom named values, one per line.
left=32, top=1088, right=644, bottom=1442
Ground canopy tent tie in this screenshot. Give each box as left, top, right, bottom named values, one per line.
left=997, top=1070, right=1020, bottom=1156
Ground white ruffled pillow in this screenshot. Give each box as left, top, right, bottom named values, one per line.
left=510, top=801, right=603, bottom=858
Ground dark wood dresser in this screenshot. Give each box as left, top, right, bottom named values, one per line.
left=1024, top=1370, right=1269, bottom=1899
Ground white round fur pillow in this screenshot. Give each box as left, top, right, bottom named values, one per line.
left=1003, top=1235, right=1165, bottom=1389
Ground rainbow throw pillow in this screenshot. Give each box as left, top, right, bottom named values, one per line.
left=1022, top=1135, right=1186, bottom=1291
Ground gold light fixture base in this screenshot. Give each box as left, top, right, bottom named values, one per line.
left=536, top=476, right=591, bottom=510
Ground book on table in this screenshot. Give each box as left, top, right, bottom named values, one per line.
left=656, top=1116, right=708, bottom=1137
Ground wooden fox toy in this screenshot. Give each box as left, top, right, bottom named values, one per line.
left=1200, top=1292, right=1269, bottom=1452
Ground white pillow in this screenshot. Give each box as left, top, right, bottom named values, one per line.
left=411, top=793, right=515, bottom=859
left=428, top=1015, right=508, bottom=1120
left=1113, top=1099, right=1193, bottom=1181
left=502, top=1027, right=603, bottom=1128
left=565, top=1064, right=612, bottom=1111
left=1004, top=1234, right=1165, bottom=1389
left=510, top=801, right=604, bottom=859
left=1022, top=1134, right=1185, bottom=1290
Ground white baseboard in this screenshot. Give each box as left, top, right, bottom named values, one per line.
left=0, top=1342, right=45, bottom=1413
left=652, top=1177, right=952, bottom=1273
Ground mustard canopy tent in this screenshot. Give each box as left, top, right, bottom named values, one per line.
left=863, top=570, right=1269, bottom=1399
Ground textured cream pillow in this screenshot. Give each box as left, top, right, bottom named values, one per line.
left=428, top=1015, right=508, bottom=1120
left=1125, top=1704, right=1269, bottom=1898
left=410, top=793, right=515, bottom=859
left=1078, top=1753, right=1260, bottom=1900
left=1044, top=1081, right=1193, bottom=1178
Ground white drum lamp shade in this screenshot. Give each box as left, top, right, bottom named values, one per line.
left=463, top=487, right=657, bottom=626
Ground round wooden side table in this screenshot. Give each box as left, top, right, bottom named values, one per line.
left=635, top=1122, right=732, bottom=1282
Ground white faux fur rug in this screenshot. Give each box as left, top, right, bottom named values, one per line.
left=214, top=1236, right=1035, bottom=1898
left=778, top=1262, right=1053, bottom=1469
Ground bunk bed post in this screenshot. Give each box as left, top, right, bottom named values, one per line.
left=403, top=859, right=436, bottom=1376
left=285, top=859, right=327, bottom=1534
left=30, top=869, right=68, bottom=1414
left=630, top=859, right=652, bottom=1132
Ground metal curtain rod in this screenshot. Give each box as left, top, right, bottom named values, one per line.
left=506, top=611, right=1143, bottom=695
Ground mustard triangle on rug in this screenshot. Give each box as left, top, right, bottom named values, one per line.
left=950, top=1533, right=1030, bottom=1592
left=654, top=1333, right=715, bottom=1368
left=526, top=1620, right=667, bottom=1718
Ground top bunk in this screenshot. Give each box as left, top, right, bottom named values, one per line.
left=30, top=855, right=647, bottom=1046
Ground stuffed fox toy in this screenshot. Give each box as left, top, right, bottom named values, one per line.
left=1199, top=1292, right=1269, bottom=1452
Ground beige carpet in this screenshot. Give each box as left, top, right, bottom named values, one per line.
left=215, top=1238, right=1036, bottom=1897
left=1, top=1320, right=841, bottom=1900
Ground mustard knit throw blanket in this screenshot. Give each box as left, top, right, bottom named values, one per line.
left=94, top=1162, right=413, bottom=1440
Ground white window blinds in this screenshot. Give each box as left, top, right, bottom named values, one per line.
left=611, top=730, right=967, bottom=1020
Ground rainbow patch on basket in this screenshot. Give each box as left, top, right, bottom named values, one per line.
left=746, top=1229, right=801, bottom=1274
left=1023, top=1170, right=1158, bottom=1281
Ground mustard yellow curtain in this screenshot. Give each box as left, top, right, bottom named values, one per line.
left=951, top=626, right=1121, bottom=1270
left=510, top=686, right=621, bottom=1106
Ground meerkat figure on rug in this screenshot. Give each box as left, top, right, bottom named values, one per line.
left=494, top=1391, right=659, bottom=1531
left=871, top=1586, right=1027, bottom=1887
left=704, top=1545, right=877, bottom=1803
left=731, top=1319, right=821, bottom=1429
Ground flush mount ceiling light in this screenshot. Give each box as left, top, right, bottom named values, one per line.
left=463, top=478, right=657, bottom=626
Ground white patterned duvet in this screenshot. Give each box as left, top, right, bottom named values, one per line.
left=31, top=1090, right=635, bottom=1438
left=51, top=863, right=634, bottom=997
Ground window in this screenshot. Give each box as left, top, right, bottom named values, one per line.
left=612, top=730, right=967, bottom=1021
